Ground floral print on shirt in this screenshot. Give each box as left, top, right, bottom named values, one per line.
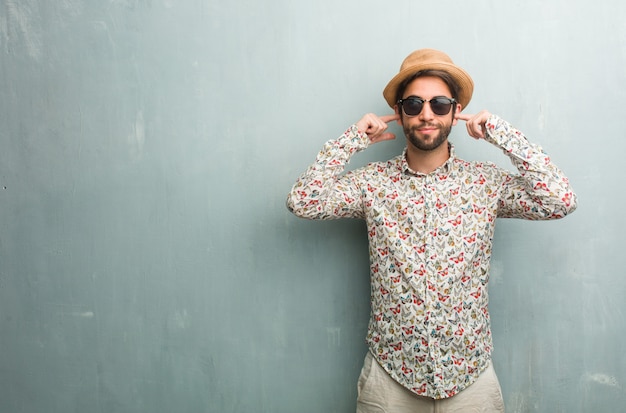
left=286, top=115, right=577, bottom=399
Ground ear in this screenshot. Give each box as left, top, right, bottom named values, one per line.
left=452, top=103, right=462, bottom=126
left=394, top=105, right=403, bottom=126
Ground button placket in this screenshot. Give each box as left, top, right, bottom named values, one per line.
left=420, top=175, right=441, bottom=383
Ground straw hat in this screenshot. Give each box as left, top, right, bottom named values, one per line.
left=383, top=49, right=474, bottom=109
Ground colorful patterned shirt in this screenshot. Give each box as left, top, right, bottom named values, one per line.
left=286, top=115, right=577, bottom=399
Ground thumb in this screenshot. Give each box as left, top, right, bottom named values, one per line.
left=370, top=131, right=396, bottom=144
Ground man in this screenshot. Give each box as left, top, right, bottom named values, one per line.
left=286, top=49, right=577, bottom=412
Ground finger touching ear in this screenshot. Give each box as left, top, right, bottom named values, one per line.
left=455, top=112, right=473, bottom=122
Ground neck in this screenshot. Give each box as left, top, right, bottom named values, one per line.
left=405, top=141, right=450, bottom=174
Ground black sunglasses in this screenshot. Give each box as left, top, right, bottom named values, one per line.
left=397, top=96, right=456, bottom=117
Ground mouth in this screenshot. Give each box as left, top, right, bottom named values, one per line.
left=416, top=125, right=439, bottom=134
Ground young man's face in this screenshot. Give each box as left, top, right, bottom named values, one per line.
left=395, top=76, right=461, bottom=152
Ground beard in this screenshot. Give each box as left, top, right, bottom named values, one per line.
left=404, top=122, right=452, bottom=152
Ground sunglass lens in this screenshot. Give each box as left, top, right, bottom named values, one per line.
left=403, top=99, right=423, bottom=116
left=431, top=98, right=453, bottom=115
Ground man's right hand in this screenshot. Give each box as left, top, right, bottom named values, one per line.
left=356, top=113, right=400, bottom=144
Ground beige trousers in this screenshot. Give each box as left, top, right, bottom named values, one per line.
left=356, top=352, right=505, bottom=413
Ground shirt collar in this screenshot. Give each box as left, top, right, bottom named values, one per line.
left=400, top=143, right=457, bottom=176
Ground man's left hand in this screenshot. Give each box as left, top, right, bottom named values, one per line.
left=456, top=110, right=492, bottom=139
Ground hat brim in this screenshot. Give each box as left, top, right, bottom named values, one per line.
left=383, top=62, right=474, bottom=110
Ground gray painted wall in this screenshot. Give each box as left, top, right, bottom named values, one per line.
left=1, top=1, right=624, bottom=412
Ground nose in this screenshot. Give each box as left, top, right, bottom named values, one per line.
left=418, top=101, right=436, bottom=121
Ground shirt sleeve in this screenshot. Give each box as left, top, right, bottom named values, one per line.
left=484, top=115, right=578, bottom=219
left=286, top=124, right=369, bottom=220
